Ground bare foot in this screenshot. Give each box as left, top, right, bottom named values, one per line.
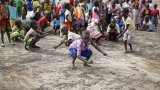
left=71, top=64, right=76, bottom=69
left=88, top=60, right=93, bottom=64
left=83, top=63, right=91, bottom=67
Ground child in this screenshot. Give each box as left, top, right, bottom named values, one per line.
left=59, top=4, right=66, bottom=37
left=142, top=4, right=151, bottom=20
left=141, top=15, right=154, bottom=31
left=118, top=8, right=135, bottom=53
left=151, top=4, right=159, bottom=28
left=110, top=3, right=118, bottom=18
left=10, top=20, right=25, bottom=44
left=91, top=0, right=100, bottom=22
left=69, top=31, right=107, bottom=69
left=107, top=18, right=120, bottom=42
left=116, top=14, right=125, bottom=33
left=64, top=3, right=72, bottom=31
left=132, top=3, right=141, bottom=29
left=24, top=20, right=49, bottom=49
left=87, top=20, right=102, bottom=45
left=53, top=17, right=60, bottom=35
left=0, top=0, right=11, bottom=47
left=38, top=13, right=54, bottom=34
left=54, top=24, right=81, bottom=49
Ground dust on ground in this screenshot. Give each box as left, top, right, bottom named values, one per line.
left=0, top=24, right=160, bottom=90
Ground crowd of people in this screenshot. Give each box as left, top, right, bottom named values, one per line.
left=0, top=0, right=159, bottom=68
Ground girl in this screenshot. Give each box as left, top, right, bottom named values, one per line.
left=0, top=0, right=11, bottom=47
left=10, top=20, right=25, bottom=44
left=33, top=0, right=41, bottom=21
left=151, top=4, right=159, bottom=28
left=116, top=14, right=125, bottom=33
left=91, top=0, right=100, bottom=22
left=64, top=3, right=72, bottom=32
left=141, top=15, right=154, bottom=31
left=69, top=31, right=107, bottom=69
left=110, top=3, right=118, bottom=18
left=87, top=20, right=102, bottom=45
left=132, top=3, right=141, bottom=29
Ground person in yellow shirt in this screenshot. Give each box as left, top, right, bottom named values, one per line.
left=118, top=8, right=135, bottom=53
left=33, top=0, right=40, bottom=13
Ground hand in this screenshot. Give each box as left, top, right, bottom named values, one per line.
left=103, top=52, right=107, bottom=56
left=54, top=46, right=58, bottom=49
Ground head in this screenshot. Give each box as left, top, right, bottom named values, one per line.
left=61, top=24, right=68, bottom=35
left=146, top=4, right=149, bottom=9
left=125, top=0, right=129, bottom=3
left=82, top=31, right=90, bottom=44
left=135, top=3, right=139, bottom=9
left=64, top=3, right=71, bottom=10
left=153, top=4, right=157, bottom=9
left=112, top=3, right=116, bottom=8
left=111, top=18, right=116, bottom=24
left=30, top=20, right=38, bottom=30
left=22, top=12, right=26, bottom=19
left=15, top=20, right=22, bottom=28
left=74, top=0, right=79, bottom=7
left=45, top=12, right=50, bottom=19
left=122, top=8, right=129, bottom=18
left=93, top=0, right=99, bottom=7
left=144, top=15, right=150, bottom=22
left=117, top=14, right=122, bottom=20
left=148, top=0, right=152, bottom=3
left=141, top=0, right=146, bottom=4
left=110, top=23, right=116, bottom=29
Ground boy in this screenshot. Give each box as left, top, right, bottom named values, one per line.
left=118, top=8, right=135, bottom=53
left=141, top=15, right=154, bottom=31
left=107, top=18, right=120, bottom=42
left=69, top=31, right=107, bottom=69
left=54, top=24, right=81, bottom=49
left=24, top=20, right=49, bottom=50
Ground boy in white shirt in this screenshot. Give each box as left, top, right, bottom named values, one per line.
left=54, top=24, right=81, bottom=49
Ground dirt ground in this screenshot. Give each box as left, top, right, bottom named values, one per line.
left=1, top=1, right=160, bottom=90
left=0, top=25, right=160, bottom=90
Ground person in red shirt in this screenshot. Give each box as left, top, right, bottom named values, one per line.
left=69, top=0, right=74, bottom=5
left=38, top=13, right=55, bottom=34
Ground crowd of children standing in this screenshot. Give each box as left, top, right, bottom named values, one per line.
left=0, top=0, right=159, bottom=68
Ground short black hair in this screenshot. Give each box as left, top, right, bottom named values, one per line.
left=122, top=8, right=129, bottom=14
left=15, top=20, right=22, bottom=25
left=110, top=23, right=115, bottom=29
left=64, top=3, right=70, bottom=10
left=30, top=20, right=37, bottom=28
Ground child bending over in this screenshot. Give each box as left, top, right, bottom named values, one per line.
left=10, top=20, right=25, bottom=44
left=107, top=18, right=120, bottom=42
left=69, top=31, right=107, bottom=69
left=141, top=15, right=154, bottom=31
left=24, top=20, right=49, bottom=50
left=54, top=24, right=81, bottom=49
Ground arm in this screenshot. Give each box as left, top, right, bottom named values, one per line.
left=90, top=40, right=107, bottom=56
left=118, top=24, right=129, bottom=38
left=54, top=36, right=67, bottom=49
left=66, top=14, right=72, bottom=24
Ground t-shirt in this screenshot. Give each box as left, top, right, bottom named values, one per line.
left=38, top=16, right=48, bottom=29
left=68, top=32, right=81, bottom=41
left=33, top=1, right=40, bottom=12
left=26, top=11, right=35, bottom=19
left=65, top=9, right=72, bottom=22
left=24, top=28, right=38, bottom=42
left=123, top=17, right=135, bottom=30
left=87, top=2, right=93, bottom=11
left=44, top=3, right=52, bottom=11
left=107, top=23, right=120, bottom=34
left=69, top=39, right=90, bottom=56
left=26, top=1, right=33, bottom=11
left=8, top=5, right=18, bottom=20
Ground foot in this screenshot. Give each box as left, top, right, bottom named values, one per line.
left=124, top=51, right=129, bottom=54
left=30, top=45, right=40, bottom=48
left=83, top=63, right=91, bottom=67
left=88, top=60, right=93, bottom=64
left=1, top=44, right=5, bottom=47
left=71, top=64, right=76, bottom=69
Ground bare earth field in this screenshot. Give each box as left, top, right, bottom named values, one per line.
left=0, top=24, right=160, bottom=90
left=0, top=0, right=160, bottom=90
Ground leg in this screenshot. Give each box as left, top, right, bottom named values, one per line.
left=124, top=40, right=128, bottom=53
left=81, top=49, right=93, bottom=66
left=5, top=26, right=11, bottom=43
left=30, top=36, right=40, bottom=48
left=128, top=43, right=133, bottom=52
left=69, top=48, right=78, bottom=69
left=1, top=30, right=5, bottom=47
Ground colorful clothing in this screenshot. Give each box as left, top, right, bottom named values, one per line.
left=151, top=9, right=159, bottom=25
left=10, top=26, right=25, bottom=39
left=33, top=1, right=40, bottom=12
left=0, top=3, right=9, bottom=30
left=69, top=39, right=91, bottom=56
left=15, top=0, right=23, bottom=17
left=38, top=16, right=48, bottom=29
left=26, top=1, right=33, bottom=11
left=87, top=22, right=102, bottom=39
left=92, top=6, right=100, bottom=21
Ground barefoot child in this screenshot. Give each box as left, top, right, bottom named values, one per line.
left=10, top=20, right=25, bottom=44
left=24, top=20, right=49, bottom=50
left=118, top=8, right=135, bottom=53
left=54, top=24, right=81, bottom=49
left=151, top=4, right=159, bottom=28
left=69, top=31, right=107, bottom=69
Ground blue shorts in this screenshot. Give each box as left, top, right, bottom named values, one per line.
left=69, top=48, right=93, bottom=59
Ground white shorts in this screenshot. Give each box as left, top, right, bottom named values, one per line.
left=123, top=30, right=134, bottom=44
